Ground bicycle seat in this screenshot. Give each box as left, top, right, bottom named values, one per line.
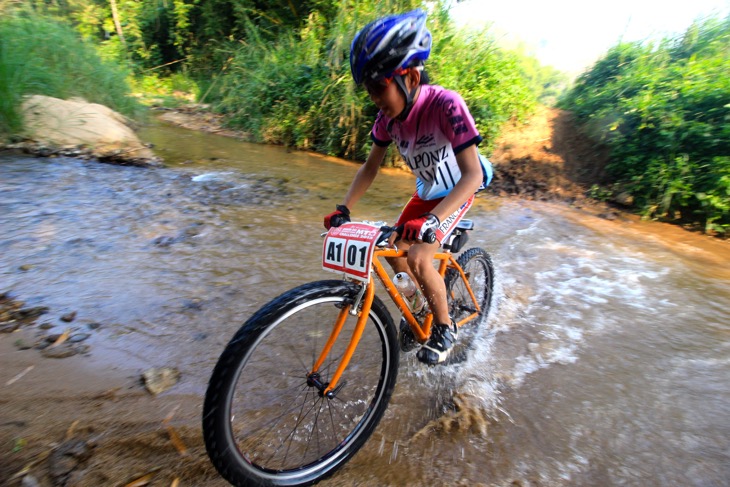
left=442, top=219, right=473, bottom=252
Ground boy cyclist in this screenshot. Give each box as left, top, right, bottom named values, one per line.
left=323, top=9, right=492, bottom=365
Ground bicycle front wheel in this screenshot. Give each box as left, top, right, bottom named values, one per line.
left=203, top=280, right=398, bottom=487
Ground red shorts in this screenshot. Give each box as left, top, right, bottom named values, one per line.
left=395, top=192, right=475, bottom=243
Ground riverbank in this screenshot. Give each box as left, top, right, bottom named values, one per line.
left=155, top=103, right=626, bottom=221
left=156, top=104, right=592, bottom=199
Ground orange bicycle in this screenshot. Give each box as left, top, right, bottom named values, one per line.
left=202, top=220, right=494, bottom=487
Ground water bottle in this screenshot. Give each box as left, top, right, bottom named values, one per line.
left=393, top=272, right=426, bottom=314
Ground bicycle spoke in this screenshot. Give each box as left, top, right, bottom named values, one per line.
left=235, top=382, right=310, bottom=442
left=204, top=282, right=398, bottom=485
left=236, top=366, right=358, bottom=468
left=277, top=390, right=322, bottom=466
left=326, top=399, right=337, bottom=448
left=305, top=396, right=326, bottom=462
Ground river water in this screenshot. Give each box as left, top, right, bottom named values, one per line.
left=1, top=121, right=729, bottom=486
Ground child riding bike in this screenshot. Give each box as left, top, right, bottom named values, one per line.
left=323, top=9, right=493, bottom=365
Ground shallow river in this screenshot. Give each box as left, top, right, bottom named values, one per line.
left=1, top=121, right=729, bottom=486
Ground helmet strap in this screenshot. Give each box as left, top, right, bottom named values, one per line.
left=393, top=73, right=419, bottom=121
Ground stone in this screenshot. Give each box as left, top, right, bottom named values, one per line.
left=19, top=95, right=160, bottom=166
left=142, top=367, right=181, bottom=395
left=60, top=311, right=77, bottom=322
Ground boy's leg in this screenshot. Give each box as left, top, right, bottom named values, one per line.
left=386, top=192, right=433, bottom=278
left=390, top=193, right=475, bottom=364
left=408, top=242, right=458, bottom=365
left=406, top=241, right=448, bottom=323
left=390, top=193, right=476, bottom=317
left=409, top=196, right=475, bottom=364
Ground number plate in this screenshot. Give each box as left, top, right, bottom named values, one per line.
left=322, top=222, right=381, bottom=282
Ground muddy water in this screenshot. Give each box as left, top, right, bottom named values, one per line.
left=2, top=121, right=729, bottom=486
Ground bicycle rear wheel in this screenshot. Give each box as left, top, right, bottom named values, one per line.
left=445, top=247, right=494, bottom=340
left=203, top=280, right=398, bottom=487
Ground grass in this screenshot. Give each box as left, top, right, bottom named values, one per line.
left=0, top=13, right=143, bottom=139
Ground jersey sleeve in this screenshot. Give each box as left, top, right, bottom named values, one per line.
left=436, top=90, right=482, bottom=154
left=370, top=111, right=392, bottom=147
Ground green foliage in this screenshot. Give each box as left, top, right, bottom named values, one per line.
left=208, top=1, right=537, bottom=161
left=0, top=12, right=142, bottom=138
left=11, top=0, right=353, bottom=76
left=560, top=15, right=730, bottom=234
left=509, top=47, right=570, bottom=106
left=587, top=184, right=613, bottom=202
left=1, top=1, right=546, bottom=170
left=129, top=71, right=200, bottom=107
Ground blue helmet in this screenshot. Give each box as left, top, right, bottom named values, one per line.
left=350, top=9, right=432, bottom=85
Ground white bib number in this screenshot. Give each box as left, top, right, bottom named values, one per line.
left=322, top=222, right=381, bottom=282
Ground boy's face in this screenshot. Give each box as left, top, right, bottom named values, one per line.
left=365, top=69, right=419, bottom=119
left=366, top=78, right=404, bottom=118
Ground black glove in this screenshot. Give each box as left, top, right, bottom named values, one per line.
left=324, top=204, right=351, bottom=229
left=402, top=213, right=440, bottom=242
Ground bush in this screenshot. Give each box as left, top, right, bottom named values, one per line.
left=0, top=12, right=142, bottom=138
left=560, top=16, right=730, bottom=234
left=207, top=1, right=537, bottom=162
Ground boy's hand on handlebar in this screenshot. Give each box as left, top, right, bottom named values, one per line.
left=402, top=213, right=440, bottom=242
left=323, top=204, right=351, bottom=229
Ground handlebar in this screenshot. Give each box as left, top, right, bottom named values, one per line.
left=379, top=225, right=436, bottom=245
left=423, top=228, right=437, bottom=244
left=324, top=223, right=437, bottom=246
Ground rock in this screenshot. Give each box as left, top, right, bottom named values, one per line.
left=49, top=438, right=91, bottom=485
left=0, top=294, right=44, bottom=332
left=18, top=95, right=161, bottom=166
left=612, top=191, right=635, bottom=207
left=182, top=298, right=203, bottom=311
left=21, top=475, right=41, bottom=487
left=60, top=311, right=77, bottom=322
left=19, top=306, right=50, bottom=319
left=14, top=339, right=33, bottom=350
left=181, top=222, right=205, bottom=237
left=41, top=344, right=89, bottom=359
left=0, top=322, right=20, bottom=333
left=152, top=235, right=177, bottom=247
left=142, top=367, right=181, bottom=395
left=38, top=333, right=64, bottom=347
left=68, top=332, right=91, bottom=343
left=599, top=212, right=619, bottom=221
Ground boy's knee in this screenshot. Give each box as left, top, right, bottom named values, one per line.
left=407, top=250, right=429, bottom=273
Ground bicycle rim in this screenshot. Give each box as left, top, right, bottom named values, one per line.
left=446, top=247, right=494, bottom=334
left=203, top=280, right=397, bottom=487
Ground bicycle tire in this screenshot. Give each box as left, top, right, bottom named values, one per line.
left=445, top=247, right=494, bottom=348
left=203, top=280, right=398, bottom=487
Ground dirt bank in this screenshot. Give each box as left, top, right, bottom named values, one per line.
left=490, top=105, right=609, bottom=199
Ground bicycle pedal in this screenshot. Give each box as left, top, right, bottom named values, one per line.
left=398, top=318, right=419, bottom=353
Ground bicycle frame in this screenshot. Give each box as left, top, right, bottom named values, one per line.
left=313, top=247, right=482, bottom=396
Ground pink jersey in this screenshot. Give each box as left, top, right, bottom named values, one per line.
left=371, top=84, right=484, bottom=200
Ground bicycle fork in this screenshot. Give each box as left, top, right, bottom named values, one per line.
left=307, top=279, right=375, bottom=398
